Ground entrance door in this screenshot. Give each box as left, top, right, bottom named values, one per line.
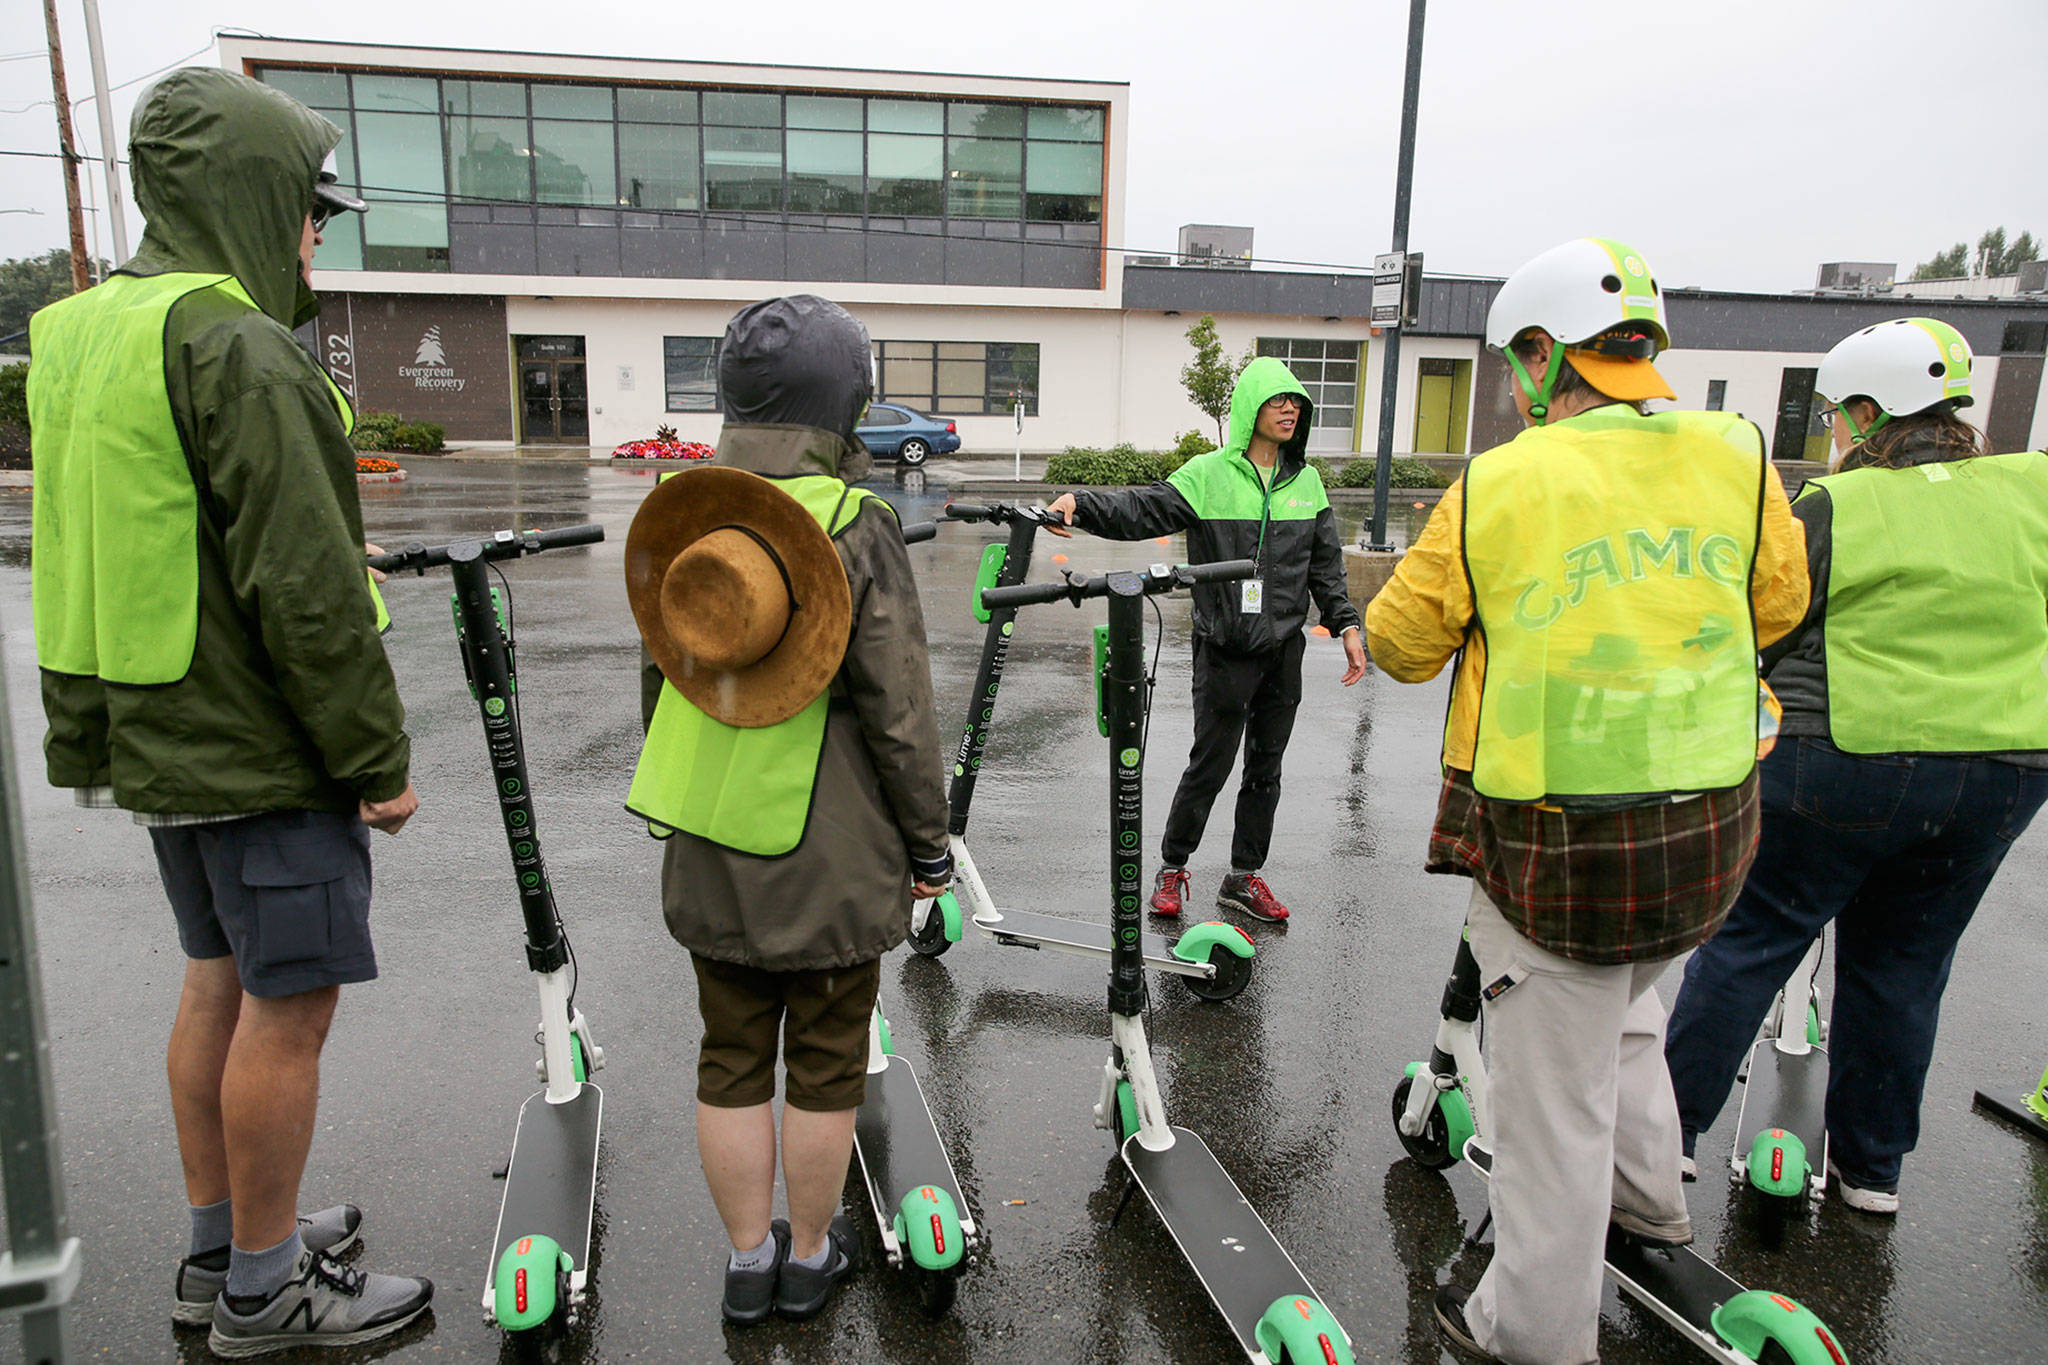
left=514, top=335, right=589, bottom=443
left=1412, top=357, right=1473, bottom=454
left=1772, top=367, right=1823, bottom=463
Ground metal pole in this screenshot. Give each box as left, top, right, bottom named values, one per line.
left=41, top=0, right=91, bottom=293
left=0, top=642, right=81, bottom=1362
left=1367, top=0, right=1427, bottom=551
left=79, top=0, right=129, bottom=265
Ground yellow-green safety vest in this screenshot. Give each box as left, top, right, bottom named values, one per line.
left=1460, top=408, right=1766, bottom=802
left=625, top=473, right=883, bottom=857
left=1806, top=451, right=2048, bottom=754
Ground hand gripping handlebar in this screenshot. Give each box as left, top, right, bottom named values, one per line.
left=979, top=558, right=1255, bottom=612
left=367, top=523, right=605, bottom=575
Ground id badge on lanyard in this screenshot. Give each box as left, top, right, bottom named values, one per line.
left=1240, top=578, right=1263, bottom=614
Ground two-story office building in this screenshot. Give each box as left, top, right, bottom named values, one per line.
left=220, top=36, right=2048, bottom=459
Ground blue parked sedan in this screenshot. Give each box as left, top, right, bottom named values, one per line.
left=855, top=403, right=962, bottom=467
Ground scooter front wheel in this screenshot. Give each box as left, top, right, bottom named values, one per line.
left=1391, top=1076, right=1457, bottom=1170
left=908, top=907, right=952, bottom=957
left=1183, top=942, right=1252, bottom=1002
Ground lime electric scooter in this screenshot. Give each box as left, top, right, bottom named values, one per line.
left=1975, top=1064, right=2048, bottom=1144
left=369, top=526, right=608, bottom=1338
left=1393, top=930, right=1850, bottom=1364
left=984, top=559, right=1353, bottom=1365
left=1729, top=938, right=1829, bottom=1228
left=847, top=518, right=981, bottom=1317
left=907, top=502, right=1255, bottom=1004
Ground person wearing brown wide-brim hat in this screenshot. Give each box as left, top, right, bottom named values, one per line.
left=624, top=295, right=951, bottom=1325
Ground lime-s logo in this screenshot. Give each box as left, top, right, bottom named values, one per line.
left=485, top=698, right=506, bottom=716
left=1623, top=254, right=1646, bottom=276
left=1949, top=342, right=1967, bottom=364
left=1119, top=747, right=1140, bottom=768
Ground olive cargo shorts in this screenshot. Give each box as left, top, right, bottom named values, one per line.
left=690, top=954, right=882, bottom=1112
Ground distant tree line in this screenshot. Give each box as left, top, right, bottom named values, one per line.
left=1911, top=227, right=2038, bottom=281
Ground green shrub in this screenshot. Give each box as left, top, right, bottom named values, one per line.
left=1331, top=455, right=1447, bottom=489
left=1172, top=429, right=1214, bottom=460
left=1045, top=443, right=1193, bottom=486
left=1307, top=455, right=1335, bottom=485
left=0, top=362, right=27, bottom=432
left=351, top=411, right=444, bottom=454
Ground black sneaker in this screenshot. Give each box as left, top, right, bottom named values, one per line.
left=723, top=1221, right=790, bottom=1326
left=1217, top=871, right=1290, bottom=922
left=773, top=1214, right=861, bottom=1320
left=208, top=1248, right=431, bottom=1358
left=1434, top=1285, right=1499, bottom=1360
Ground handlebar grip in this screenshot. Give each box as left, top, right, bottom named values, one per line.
left=365, top=549, right=406, bottom=573
left=1181, top=558, right=1257, bottom=584
left=900, top=520, right=938, bottom=545
left=942, top=502, right=993, bottom=521
left=980, top=578, right=1079, bottom=609
left=529, top=523, right=606, bottom=551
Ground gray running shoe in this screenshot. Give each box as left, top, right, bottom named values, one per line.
left=207, top=1248, right=431, bottom=1358
left=173, top=1204, right=364, bottom=1327
left=773, top=1214, right=861, bottom=1320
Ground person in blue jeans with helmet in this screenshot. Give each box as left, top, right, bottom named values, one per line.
left=1664, top=316, right=2048, bottom=1214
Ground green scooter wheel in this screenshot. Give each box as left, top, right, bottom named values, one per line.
left=1391, top=1073, right=1457, bottom=1170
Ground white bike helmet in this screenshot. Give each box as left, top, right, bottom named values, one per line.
left=1814, top=317, right=1974, bottom=446
left=1485, top=238, right=1674, bottom=422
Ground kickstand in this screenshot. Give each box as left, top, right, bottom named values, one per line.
left=1465, top=1209, right=1493, bottom=1248
left=1110, top=1176, right=1138, bottom=1229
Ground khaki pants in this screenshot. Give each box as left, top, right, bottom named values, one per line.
left=1464, top=884, right=1690, bottom=1365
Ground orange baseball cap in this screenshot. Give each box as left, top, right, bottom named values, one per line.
left=1563, top=348, right=1676, bottom=402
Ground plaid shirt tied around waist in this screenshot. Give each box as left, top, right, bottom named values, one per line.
left=1426, top=769, right=1761, bottom=965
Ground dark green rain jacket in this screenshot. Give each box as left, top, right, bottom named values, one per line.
left=1071, top=356, right=1361, bottom=654
left=33, top=68, right=408, bottom=813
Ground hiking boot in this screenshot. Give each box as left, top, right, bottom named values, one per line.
left=1611, top=1204, right=1693, bottom=1247
left=773, top=1214, right=861, bottom=1320
left=1217, top=872, right=1289, bottom=923
left=1434, top=1284, right=1499, bottom=1360
left=1827, top=1159, right=1900, bottom=1214
left=723, top=1221, right=790, bottom=1327
left=173, top=1204, right=364, bottom=1328
left=208, top=1248, right=432, bottom=1358
left=1149, top=867, right=1190, bottom=918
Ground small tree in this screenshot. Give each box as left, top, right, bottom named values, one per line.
left=1180, top=315, right=1251, bottom=444
left=1, top=248, right=111, bottom=344
left=1910, top=243, right=1968, bottom=281
left=1912, top=227, right=2038, bottom=280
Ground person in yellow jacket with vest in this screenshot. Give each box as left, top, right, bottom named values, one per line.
left=27, top=68, right=431, bottom=1354
left=624, top=295, right=951, bottom=1325
left=1366, top=239, right=1809, bottom=1364
left=1665, top=319, right=2048, bottom=1215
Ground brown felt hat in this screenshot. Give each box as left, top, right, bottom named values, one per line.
left=625, top=466, right=851, bottom=728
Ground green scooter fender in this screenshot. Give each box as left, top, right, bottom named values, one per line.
left=1254, top=1292, right=1355, bottom=1365
left=891, top=1185, right=965, bottom=1271
left=1710, top=1288, right=1851, bottom=1363
left=1403, top=1061, right=1476, bottom=1167
left=1169, top=920, right=1256, bottom=964
left=1746, top=1128, right=1808, bottom=1200
left=972, top=543, right=1007, bottom=624
left=493, top=1233, right=571, bottom=1331
left=933, top=890, right=964, bottom=944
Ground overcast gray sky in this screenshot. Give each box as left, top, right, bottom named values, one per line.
left=4, top=0, right=2045, bottom=292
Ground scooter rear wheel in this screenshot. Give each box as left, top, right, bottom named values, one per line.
left=914, top=1265, right=957, bottom=1318
left=1391, top=1075, right=1457, bottom=1170
left=1183, top=943, right=1252, bottom=1002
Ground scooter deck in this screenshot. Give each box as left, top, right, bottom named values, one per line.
left=1974, top=1089, right=2048, bottom=1144
left=482, top=1083, right=602, bottom=1308
left=853, top=1054, right=978, bottom=1264
left=1467, top=1143, right=1754, bottom=1364
left=1123, top=1126, right=1328, bottom=1362
left=975, top=905, right=1198, bottom=976
left=1733, top=1039, right=1829, bottom=1193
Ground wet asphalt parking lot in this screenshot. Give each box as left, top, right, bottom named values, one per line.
left=3, top=457, right=2048, bottom=1364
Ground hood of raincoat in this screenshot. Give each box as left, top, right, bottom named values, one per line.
left=720, top=294, right=876, bottom=435
left=1223, top=355, right=1315, bottom=472
left=126, top=67, right=339, bottom=330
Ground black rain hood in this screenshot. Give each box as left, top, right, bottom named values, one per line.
left=126, top=67, right=340, bottom=330
left=718, top=295, right=877, bottom=478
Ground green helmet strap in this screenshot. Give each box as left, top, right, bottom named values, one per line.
left=1842, top=403, right=1889, bottom=446
left=1506, top=342, right=1567, bottom=425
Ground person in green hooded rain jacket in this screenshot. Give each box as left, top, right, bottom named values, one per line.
left=1048, top=356, right=1367, bottom=924
left=27, top=68, right=432, bottom=1353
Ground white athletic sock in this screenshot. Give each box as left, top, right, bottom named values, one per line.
left=728, top=1230, right=776, bottom=1273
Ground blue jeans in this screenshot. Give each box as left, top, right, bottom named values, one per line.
left=1664, top=737, right=2048, bottom=1187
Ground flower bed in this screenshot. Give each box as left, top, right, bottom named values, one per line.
left=355, top=454, right=407, bottom=484
left=611, top=439, right=715, bottom=461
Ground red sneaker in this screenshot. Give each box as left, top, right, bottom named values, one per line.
left=1217, top=872, right=1289, bottom=922
left=1149, top=867, right=1190, bottom=918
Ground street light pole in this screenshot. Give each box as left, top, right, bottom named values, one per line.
left=1366, top=0, right=1427, bottom=551
left=40, top=0, right=91, bottom=293
left=79, top=0, right=129, bottom=265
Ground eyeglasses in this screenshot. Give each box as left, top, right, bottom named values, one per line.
left=310, top=201, right=336, bottom=233
left=1261, top=395, right=1303, bottom=412
left=1817, top=407, right=1837, bottom=431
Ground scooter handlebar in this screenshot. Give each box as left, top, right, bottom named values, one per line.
left=978, top=557, right=1256, bottom=611
left=900, top=520, right=938, bottom=545
left=367, top=522, right=606, bottom=574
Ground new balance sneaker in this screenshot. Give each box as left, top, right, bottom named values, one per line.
left=773, top=1214, right=861, bottom=1320
left=1827, top=1159, right=1900, bottom=1214
left=1149, top=867, right=1190, bottom=918
left=173, top=1204, right=364, bottom=1328
left=208, top=1248, right=432, bottom=1358
left=1434, top=1285, right=1500, bottom=1361
left=723, top=1221, right=789, bottom=1326
left=1217, top=872, right=1290, bottom=923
